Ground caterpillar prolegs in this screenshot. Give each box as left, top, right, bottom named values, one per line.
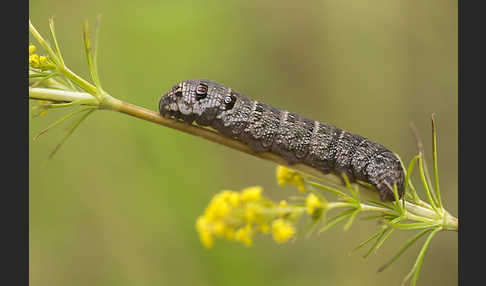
left=159, top=79, right=405, bottom=201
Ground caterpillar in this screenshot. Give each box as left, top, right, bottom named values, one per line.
left=159, top=79, right=405, bottom=201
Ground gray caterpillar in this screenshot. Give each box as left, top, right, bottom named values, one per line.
left=159, top=79, right=404, bottom=201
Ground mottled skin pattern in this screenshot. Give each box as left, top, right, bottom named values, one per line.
left=159, top=79, right=404, bottom=201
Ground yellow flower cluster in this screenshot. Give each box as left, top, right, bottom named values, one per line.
left=195, top=186, right=297, bottom=248
left=276, top=165, right=307, bottom=193
left=272, top=218, right=295, bottom=243
left=306, top=193, right=323, bottom=215
left=29, top=44, right=55, bottom=70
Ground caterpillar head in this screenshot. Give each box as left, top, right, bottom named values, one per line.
left=159, top=79, right=237, bottom=126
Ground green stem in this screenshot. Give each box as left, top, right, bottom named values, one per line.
left=361, top=204, right=435, bottom=224
left=99, top=93, right=350, bottom=188
left=29, top=88, right=347, bottom=190
left=58, top=66, right=99, bottom=96
left=290, top=200, right=449, bottom=227
left=28, top=88, right=459, bottom=232
left=403, top=201, right=440, bottom=220
left=29, top=88, right=97, bottom=103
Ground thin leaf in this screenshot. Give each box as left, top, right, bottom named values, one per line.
left=421, top=154, right=436, bottom=200
left=360, top=213, right=389, bottom=221
left=319, top=209, right=354, bottom=233
left=418, top=154, right=439, bottom=213
left=393, top=152, right=412, bottom=208
left=33, top=107, right=95, bottom=140
left=363, top=226, right=390, bottom=258
left=410, top=228, right=441, bottom=286
left=387, top=216, right=404, bottom=225
left=410, top=121, right=437, bottom=202
left=48, top=17, right=65, bottom=66
left=83, top=20, right=95, bottom=88
left=402, top=227, right=441, bottom=286
left=367, top=200, right=395, bottom=211
left=404, top=192, right=413, bottom=201
left=29, top=19, right=60, bottom=64
left=308, top=181, right=351, bottom=200
left=356, top=179, right=375, bottom=190
left=353, top=185, right=360, bottom=203
left=374, top=228, right=394, bottom=251
left=431, top=114, right=442, bottom=209
left=92, top=14, right=103, bottom=90
left=390, top=222, right=439, bottom=231
left=351, top=226, right=387, bottom=253
left=49, top=109, right=95, bottom=159
left=404, top=155, right=421, bottom=203
left=29, top=71, right=60, bottom=88
left=390, top=182, right=404, bottom=213
left=343, top=209, right=359, bottom=231
left=56, top=75, right=78, bottom=91
left=342, top=173, right=358, bottom=200
left=35, top=98, right=94, bottom=110
left=29, top=71, right=54, bottom=78
left=377, top=228, right=432, bottom=273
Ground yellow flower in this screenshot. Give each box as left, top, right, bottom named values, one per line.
left=276, top=165, right=306, bottom=193
left=244, top=203, right=263, bottom=222
left=271, top=219, right=295, bottom=243
left=29, top=44, right=36, bottom=55
left=39, top=56, right=48, bottom=65
left=199, top=230, right=214, bottom=249
left=28, top=44, right=55, bottom=70
left=306, top=193, right=322, bottom=215
left=195, top=216, right=209, bottom=232
left=276, top=165, right=296, bottom=186
left=212, top=221, right=226, bottom=236
left=195, top=186, right=304, bottom=249
left=30, top=54, right=39, bottom=66
left=206, top=196, right=230, bottom=219
left=235, top=224, right=253, bottom=247
left=228, top=191, right=240, bottom=207
left=241, top=186, right=262, bottom=202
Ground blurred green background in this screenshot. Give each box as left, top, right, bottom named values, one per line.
left=29, top=0, right=457, bottom=285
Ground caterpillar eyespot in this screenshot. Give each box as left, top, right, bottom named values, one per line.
left=223, top=95, right=236, bottom=110
left=196, top=83, right=208, bottom=100
left=159, top=79, right=405, bottom=201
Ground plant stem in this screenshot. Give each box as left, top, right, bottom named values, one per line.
left=28, top=88, right=459, bottom=232
left=108, top=96, right=344, bottom=186
left=29, top=88, right=97, bottom=103
left=30, top=88, right=346, bottom=187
